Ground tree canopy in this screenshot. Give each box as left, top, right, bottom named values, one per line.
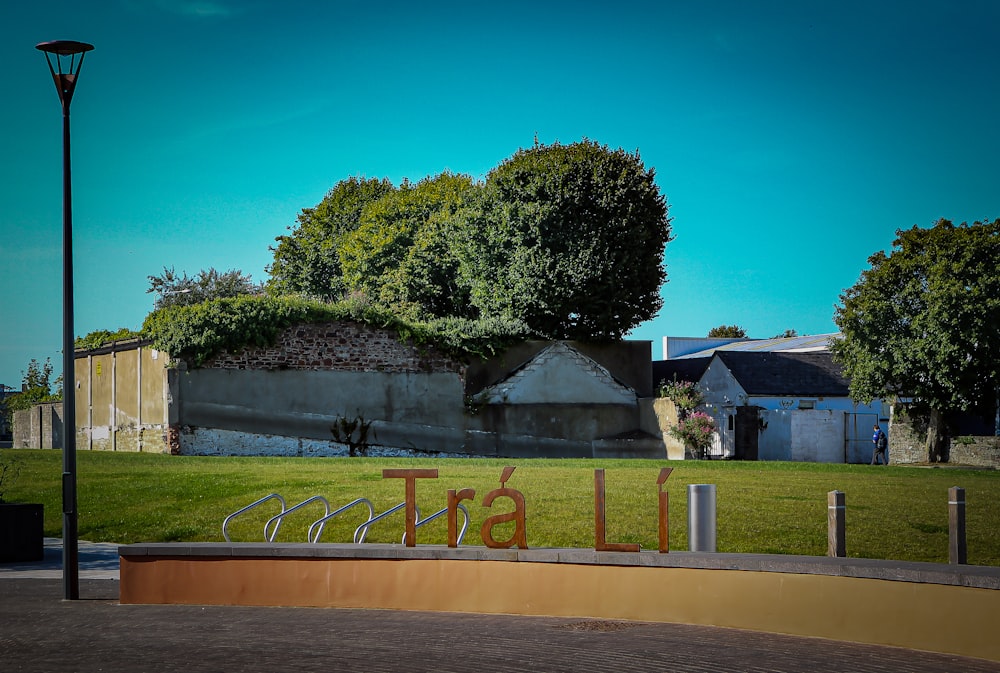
left=264, top=140, right=672, bottom=340
left=267, top=177, right=395, bottom=300
left=338, top=173, right=478, bottom=319
left=459, top=140, right=672, bottom=340
left=2, top=358, right=61, bottom=417
left=832, top=218, right=1000, bottom=456
left=148, top=267, right=262, bottom=310
left=707, top=324, right=747, bottom=338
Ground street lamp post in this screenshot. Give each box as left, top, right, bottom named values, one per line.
left=36, top=39, right=94, bottom=601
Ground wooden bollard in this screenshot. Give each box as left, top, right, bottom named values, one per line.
left=827, top=490, right=846, bottom=558
left=949, top=486, right=967, bottom=565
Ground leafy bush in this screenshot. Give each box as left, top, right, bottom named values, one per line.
left=141, top=294, right=531, bottom=367
left=669, top=411, right=716, bottom=459
left=658, top=378, right=703, bottom=412
left=75, top=328, right=142, bottom=351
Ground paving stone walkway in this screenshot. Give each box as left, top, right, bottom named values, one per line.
left=3, top=578, right=1000, bottom=673
left=2, top=540, right=999, bottom=672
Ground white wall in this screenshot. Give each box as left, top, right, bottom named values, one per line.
left=790, top=409, right=845, bottom=462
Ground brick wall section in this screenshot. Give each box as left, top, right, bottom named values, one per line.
left=203, top=321, right=466, bottom=376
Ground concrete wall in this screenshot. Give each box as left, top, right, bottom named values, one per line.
left=65, top=324, right=658, bottom=459
left=164, top=322, right=660, bottom=459
left=75, top=341, right=170, bottom=453
left=12, top=402, right=62, bottom=449
left=642, top=398, right=685, bottom=460
left=120, top=544, right=1000, bottom=663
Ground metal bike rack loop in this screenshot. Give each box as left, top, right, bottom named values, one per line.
left=222, top=493, right=287, bottom=543
left=308, top=498, right=375, bottom=543
left=264, top=495, right=332, bottom=542
left=401, top=503, right=470, bottom=546
left=353, top=502, right=419, bottom=544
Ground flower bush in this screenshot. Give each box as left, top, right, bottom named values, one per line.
left=668, top=411, right=716, bottom=459
left=657, top=378, right=703, bottom=413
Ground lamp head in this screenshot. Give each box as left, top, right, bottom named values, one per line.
left=36, top=40, right=94, bottom=108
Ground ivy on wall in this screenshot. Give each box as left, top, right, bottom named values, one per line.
left=140, top=294, right=531, bottom=367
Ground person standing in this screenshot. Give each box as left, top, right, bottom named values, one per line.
left=871, top=424, right=888, bottom=465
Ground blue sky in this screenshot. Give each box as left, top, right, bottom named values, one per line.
left=2, top=0, right=998, bottom=386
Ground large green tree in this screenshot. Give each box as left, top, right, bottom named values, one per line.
left=338, top=172, right=479, bottom=319
left=459, top=140, right=672, bottom=340
left=832, top=218, right=1000, bottom=459
left=267, top=177, right=395, bottom=300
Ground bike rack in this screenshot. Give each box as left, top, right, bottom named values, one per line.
left=222, top=493, right=286, bottom=543
left=401, top=503, right=470, bottom=546
left=353, top=502, right=418, bottom=544
left=225, top=494, right=467, bottom=545
left=308, top=498, right=375, bottom=543
left=263, top=495, right=331, bottom=542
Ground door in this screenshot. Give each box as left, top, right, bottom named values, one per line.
left=734, top=406, right=761, bottom=460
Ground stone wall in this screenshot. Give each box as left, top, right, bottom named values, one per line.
left=204, top=321, right=465, bottom=376
left=949, top=436, right=1000, bottom=468
left=887, top=405, right=928, bottom=464
left=889, top=404, right=999, bottom=467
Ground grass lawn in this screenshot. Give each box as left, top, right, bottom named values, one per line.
left=3, top=449, right=998, bottom=566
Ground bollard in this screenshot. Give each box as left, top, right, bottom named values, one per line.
left=827, top=490, right=846, bottom=558
left=949, top=486, right=967, bottom=565
left=687, top=484, right=717, bottom=552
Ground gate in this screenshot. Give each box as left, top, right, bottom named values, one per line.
left=844, top=412, right=878, bottom=463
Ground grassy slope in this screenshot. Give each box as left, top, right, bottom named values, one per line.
left=3, top=449, right=998, bottom=566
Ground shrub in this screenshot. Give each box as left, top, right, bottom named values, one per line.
left=658, top=378, right=703, bottom=414
left=668, top=411, right=716, bottom=459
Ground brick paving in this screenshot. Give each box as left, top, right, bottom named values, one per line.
left=2, top=577, right=1000, bottom=673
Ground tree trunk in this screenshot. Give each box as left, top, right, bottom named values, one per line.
left=925, top=407, right=948, bottom=463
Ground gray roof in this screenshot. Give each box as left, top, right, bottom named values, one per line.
left=674, top=333, right=839, bottom=359
left=652, top=357, right=711, bottom=388
left=714, top=351, right=850, bottom=397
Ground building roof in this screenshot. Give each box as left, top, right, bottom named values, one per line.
left=714, top=350, right=850, bottom=397
left=673, top=333, right=839, bottom=360
left=652, top=357, right=711, bottom=388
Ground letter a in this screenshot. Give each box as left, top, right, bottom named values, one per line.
left=480, top=466, right=528, bottom=549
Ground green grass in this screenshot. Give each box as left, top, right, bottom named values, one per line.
left=3, top=449, right=999, bottom=566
